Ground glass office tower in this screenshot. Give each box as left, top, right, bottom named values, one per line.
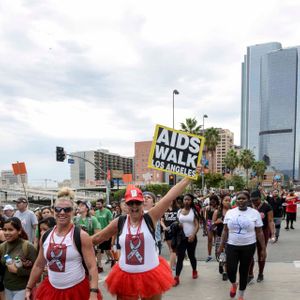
left=259, top=47, right=300, bottom=180
left=241, top=42, right=282, bottom=158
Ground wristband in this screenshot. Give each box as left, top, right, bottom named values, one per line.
left=90, top=288, right=99, bottom=293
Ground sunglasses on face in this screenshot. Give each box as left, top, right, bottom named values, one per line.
left=126, top=201, right=143, bottom=207
left=54, top=207, right=73, bottom=213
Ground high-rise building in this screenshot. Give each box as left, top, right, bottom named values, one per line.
left=135, top=141, right=164, bottom=184
left=215, top=129, right=234, bottom=173
left=241, top=43, right=300, bottom=180
left=0, top=170, right=28, bottom=186
left=70, top=149, right=133, bottom=188
left=241, top=42, right=282, bottom=158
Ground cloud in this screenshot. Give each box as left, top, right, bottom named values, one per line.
left=1, top=0, right=300, bottom=183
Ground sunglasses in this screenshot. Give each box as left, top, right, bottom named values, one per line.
left=54, top=207, right=73, bottom=213
left=126, top=201, right=143, bottom=207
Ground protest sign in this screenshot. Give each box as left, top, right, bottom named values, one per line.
left=148, top=124, right=205, bottom=179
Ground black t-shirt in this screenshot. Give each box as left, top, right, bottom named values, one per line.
left=162, top=208, right=179, bottom=227
left=256, top=202, right=272, bottom=229
left=266, top=196, right=285, bottom=218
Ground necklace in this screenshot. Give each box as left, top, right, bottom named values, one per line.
left=127, top=215, right=143, bottom=237
left=50, top=224, right=73, bottom=249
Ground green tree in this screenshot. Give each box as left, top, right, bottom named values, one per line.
left=180, top=117, right=202, bottom=135
left=252, top=160, right=267, bottom=183
left=239, top=149, right=255, bottom=187
left=199, top=173, right=224, bottom=189
left=143, top=184, right=170, bottom=196
left=226, top=175, right=246, bottom=191
left=204, top=127, right=220, bottom=173
left=224, top=149, right=239, bottom=175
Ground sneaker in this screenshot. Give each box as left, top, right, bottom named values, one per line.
left=285, top=227, right=289, bottom=230
left=173, top=276, right=180, bottom=287
left=291, top=226, right=295, bottom=229
left=247, top=275, right=254, bottom=285
left=229, top=284, right=237, bottom=298
left=192, top=270, right=198, bottom=279
left=222, top=272, right=228, bottom=281
left=257, top=274, right=264, bottom=282
left=206, top=256, right=213, bottom=262
left=97, top=266, right=103, bottom=273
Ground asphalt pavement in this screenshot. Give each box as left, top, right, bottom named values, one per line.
left=99, top=209, right=300, bottom=299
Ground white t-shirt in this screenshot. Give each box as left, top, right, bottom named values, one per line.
left=178, top=209, right=195, bottom=237
left=224, top=207, right=263, bottom=246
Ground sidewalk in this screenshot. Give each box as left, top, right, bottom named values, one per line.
left=99, top=261, right=300, bottom=299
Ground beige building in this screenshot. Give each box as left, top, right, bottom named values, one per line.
left=135, top=141, right=164, bottom=184
left=0, top=170, right=28, bottom=186
left=70, top=149, right=133, bottom=188
left=215, top=129, right=234, bottom=173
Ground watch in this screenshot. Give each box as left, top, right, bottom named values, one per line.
left=90, top=288, right=99, bottom=293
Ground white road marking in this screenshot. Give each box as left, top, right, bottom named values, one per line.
left=293, top=261, right=300, bottom=268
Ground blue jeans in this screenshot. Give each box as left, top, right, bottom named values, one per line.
left=274, top=217, right=282, bottom=237
left=5, top=289, right=25, bottom=300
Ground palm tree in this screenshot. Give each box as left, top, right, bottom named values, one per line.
left=180, top=118, right=202, bottom=135
left=204, top=127, right=220, bottom=173
left=224, top=149, right=239, bottom=175
left=239, top=149, right=255, bottom=187
left=252, top=160, right=267, bottom=183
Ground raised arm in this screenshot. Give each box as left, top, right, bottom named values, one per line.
left=148, top=177, right=192, bottom=223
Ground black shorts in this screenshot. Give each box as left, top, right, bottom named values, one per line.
left=164, top=230, right=173, bottom=241
left=97, top=238, right=112, bottom=251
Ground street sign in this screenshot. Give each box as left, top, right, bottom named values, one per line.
left=68, top=159, right=75, bottom=164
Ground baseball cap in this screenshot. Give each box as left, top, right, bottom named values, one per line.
left=125, top=185, right=144, bottom=203
left=3, top=205, right=14, bottom=211
left=14, top=197, right=28, bottom=204
left=77, top=200, right=92, bottom=210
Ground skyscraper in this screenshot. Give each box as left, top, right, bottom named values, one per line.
left=241, top=43, right=300, bottom=181
left=241, top=42, right=282, bottom=158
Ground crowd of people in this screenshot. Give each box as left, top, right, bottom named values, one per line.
left=0, top=176, right=299, bottom=300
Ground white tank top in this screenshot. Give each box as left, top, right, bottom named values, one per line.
left=43, top=227, right=85, bottom=289
left=119, top=216, right=159, bottom=273
left=178, top=209, right=195, bottom=237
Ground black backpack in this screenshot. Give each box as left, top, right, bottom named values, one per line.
left=42, top=226, right=88, bottom=274
left=116, top=213, right=156, bottom=249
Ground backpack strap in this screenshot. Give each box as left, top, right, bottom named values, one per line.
left=116, top=215, right=127, bottom=249
left=41, top=228, right=53, bottom=244
left=73, top=226, right=88, bottom=274
left=143, top=213, right=156, bottom=241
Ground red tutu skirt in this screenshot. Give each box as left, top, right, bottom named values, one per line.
left=35, top=276, right=102, bottom=300
left=105, top=256, right=174, bottom=298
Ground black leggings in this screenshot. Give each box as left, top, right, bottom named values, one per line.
left=226, top=243, right=256, bottom=291
left=176, top=237, right=197, bottom=276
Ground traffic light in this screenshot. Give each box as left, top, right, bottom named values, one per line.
left=169, top=174, right=175, bottom=186
left=110, top=180, right=115, bottom=188
left=56, top=146, right=66, bottom=162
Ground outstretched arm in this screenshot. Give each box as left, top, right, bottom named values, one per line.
left=148, top=166, right=202, bottom=222
left=92, top=218, right=118, bottom=246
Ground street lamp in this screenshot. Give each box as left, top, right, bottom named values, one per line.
left=202, top=114, right=208, bottom=192
left=172, top=89, right=179, bottom=129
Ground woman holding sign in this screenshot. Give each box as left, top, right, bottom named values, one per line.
left=92, top=167, right=201, bottom=300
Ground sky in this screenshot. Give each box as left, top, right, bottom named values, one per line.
left=1, top=0, right=300, bottom=186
